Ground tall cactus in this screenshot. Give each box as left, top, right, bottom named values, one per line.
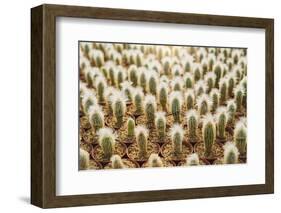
left=213, top=62, right=223, bottom=88
left=234, top=84, right=244, bottom=112
left=128, top=65, right=138, bottom=87
left=144, top=95, right=157, bottom=126
left=169, top=91, right=183, bottom=123
left=193, top=63, right=202, bottom=82
left=112, top=92, right=127, bottom=128
left=195, top=80, right=207, bottom=96
left=155, top=112, right=166, bottom=141
left=121, top=81, right=133, bottom=102
left=215, top=107, right=228, bottom=139
left=82, top=91, right=97, bottom=114
left=171, top=76, right=184, bottom=91
left=111, top=155, right=125, bottom=169
left=88, top=105, right=105, bottom=132
left=226, top=99, right=236, bottom=126
left=115, top=66, right=126, bottom=89
left=202, top=114, right=216, bottom=157
left=186, top=153, right=200, bottom=166
left=170, top=124, right=184, bottom=155
left=196, top=94, right=212, bottom=116
left=161, top=57, right=172, bottom=76
left=234, top=119, right=247, bottom=155
left=158, top=82, right=169, bottom=111
left=127, top=117, right=135, bottom=138
left=227, top=72, right=236, bottom=97
left=183, top=72, right=194, bottom=89
left=135, top=125, right=149, bottom=156
left=132, top=87, right=144, bottom=115
left=204, top=72, right=216, bottom=93
left=95, top=77, right=107, bottom=103
left=148, top=154, right=163, bottom=167
left=138, top=67, right=147, bottom=92
left=210, top=88, right=219, bottom=112
left=223, top=142, right=239, bottom=164
left=219, top=78, right=228, bottom=104
left=79, top=148, right=90, bottom=170
left=182, top=56, right=193, bottom=73
left=240, top=77, right=247, bottom=108
left=171, top=64, right=183, bottom=77
left=147, top=71, right=158, bottom=95
left=97, top=127, right=116, bottom=160
left=208, top=53, right=216, bottom=71
left=184, top=89, right=195, bottom=110
left=186, top=110, right=199, bottom=142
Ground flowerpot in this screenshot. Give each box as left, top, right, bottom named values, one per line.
left=160, top=141, right=193, bottom=162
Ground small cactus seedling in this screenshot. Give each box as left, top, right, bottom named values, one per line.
left=127, top=117, right=135, bottom=138
left=135, top=50, right=143, bottom=67
left=204, top=72, right=216, bottom=93
left=88, top=105, right=105, bottom=132
left=232, top=49, right=241, bottom=64
left=111, top=155, right=125, bottom=169
left=210, top=88, right=219, bottom=112
left=104, top=87, right=117, bottom=115
left=111, top=92, right=127, bottom=128
left=227, top=72, right=236, bottom=97
left=223, top=142, right=239, bottom=164
left=138, top=67, right=147, bottom=92
left=201, top=58, right=209, bottom=75
left=158, top=82, right=169, bottom=111
left=161, top=57, right=172, bottom=75
left=121, top=81, right=133, bottom=102
left=171, top=76, right=184, bottom=91
left=82, top=91, right=97, bottom=114
left=202, top=114, right=216, bottom=157
left=186, top=110, right=199, bottom=142
left=147, top=71, right=159, bottom=96
left=234, top=84, right=244, bottom=112
left=170, top=124, right=184, bottom=155
left=133, top=87, right=144, bottom=115
left=219, top=77, right=228, bottom=104
left=193, top=63, right=202, bottom=82
left=226, top=99, right=236, bottom=125
left=171, top=64, right=183, bottom=77
left=144, top=95, right=157, bottom=126
left=79, top=148, right=90, bottom=170
left=186, top=153, right=200, bottom=166
left=155, top=112, right=166, bottom=141
left=215, top=107, right=228, bottom=139
left=183, top=72, right=194, bottom=89
left=95, top=76, right=107, bottom=103
left=196, top=94, right=212, bottom=116
left=169, top=91, right=183, bottom=123
left=160, top=75, right=169, bottom=84
left=194, top=80, right=207, bottom=96
left=128, top=65, right=138, bottom=87
left=234, top=119, right=247, bottom=155
left=135, top=125, right=149, bottom=156
left=148, top=154, right=163, bottom=167
left=98, top=127, right=116, bottom=160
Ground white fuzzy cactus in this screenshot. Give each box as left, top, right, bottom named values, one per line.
left=186, top=109, right=199, bottom=142
left=79, top=148, right=90, bottom=170
left=194, top=80, right=207, bottom=96
left=155, top=111, right=166, bottom=141
left=202, top=113, right=216, bottom=157
left=226, top=99, right=237, bottom=125
left=161, top=57, right=172, bottom=75
left=196, top=94, right=212, bottom=116
left=171, top=64, right=183, bottom=76
left=110, top=155, right=125, bottom=169
left=184, top=89, right=195, bottom=110
left=97, top=127, right=116, bottom=160
left=121, top=81, right=133, bottom=102
left=234, top=119, right=247, bottom=155
left=170, top=124, right=184, bottom=155
left=215, top=107, right=228, bottom=139
left=95, top=76, right=107, bottom=103
left=138, top=67, right=148, bottom=92
left=234, top=84, right=244, bottom=112
left=171, top=76, right=184, bottom=91
left=183, top=72, right=194, bottom=89
left=223, top=142, right=239, bottom=164
left=81, top=91, right=98, bottom=114
left=135, top=125, right=149, bottom=156
left=144, top=95, right=157, bottom=125
left=158, top=82, right=169, bottom=111
left=132, top=87, right=144, bottom=115
left=181, top=55, right=194, bottom=73
left=111, top=91, right=127, bottom=128
left=146, top=71, right=159, bottom=95
left=204, top=72, right=216, bottom=93
left=169, top=91, right=183, bottom=123
left=219, top=77, right=228, bottom=104
left=148, top=154, right=163, bottom=167
left=90, top=49, right=104, bottom=67
left=192, top=63, right=203, bottom=82
left=210, top=88, right=219, bottom=112
left=88, top=105, right=105, bottom=132
left=186, top=153, right=200, bottom=166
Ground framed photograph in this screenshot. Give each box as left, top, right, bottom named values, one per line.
left=31, top=4, right=274, bottom=208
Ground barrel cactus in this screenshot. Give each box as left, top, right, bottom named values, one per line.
left=127, top=117, right=135, bottom=138
left=155, top=111, right=166, bottom=141
left=215, top=107, right=228, bottom=139
left=144, top=95, right=157, bottom=126
left=135, top=125, right=149, bottom=156
left=234, top=119, right=247, bottom=155
left=202, top=114, right=216, bottom=157
left=79, top=148, right=90, bottom=170
left=97, top=127, right=116, bottom=160
left=158, top=82, right=169, bottom=111
left=186, top=109, right=199, bottom=142
left=88, top=105, right=105, bottom=132
left=169, top=91, right=183, bottom=123
left=132, top=87, right=144, bottom=115
left=223, top=142, right=239, bottom=164
left=196, top=94, right=212, bottom=116
left=170, top=124, right=184, bottom=155
left=111, top=92, right=127, bottom=128
left=148, top=154, right=163, bottom=167
left=183, top=72, right=194, bottom=89
left=111, top=155, right=125, bottom=169
left=184, top=89, right=195, bottom=110
left=186, top=153, right=200, bottom=166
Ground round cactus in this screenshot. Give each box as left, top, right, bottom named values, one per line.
left=135, top=125, right=149, bottom=156
left=97, top=127, right=116, bottom=160
left=186, top=153, right=200, bottom=166
left=132, top=87, right=144, bottom=115
left=79, top=148, right=90, bottom=170
left=186, top=109, right=199, bottom=142
left=219, top=78, right=228, bottom=104
left=234, top=119, right=247, bottom=155
left=144, top=95, right=157, bottom=126
left=215, top=107, right=228, bottom=139
left=183, top=72, right=194, bottom=89
left=88, top=105, right=105, bottom=132
left=158, top=82, right=169, bottom=111
left=169, top=91, right=183, bottom=123
left=184, top=89, right=195, bottom=110
left=147, top=71, right=158, bottom=96
left=155, top=112, right=166, bottom=141
left=204, top=72, right=216, bottom=93
left=170, top=124, right=184, bottom=155
left=196, top=94, right=212, bottom=116
left=127, top=117, right=135, bottom=138
left=148, top=154, right=163, bottom=167
left=202, top=114, right=216, bottom=157
left=111, top=155, right=125, bottom=169
left=223, top=142, right=239, bottom=164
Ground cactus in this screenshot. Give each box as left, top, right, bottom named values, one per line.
left=111, top=92, right=127, bottom=128
left=193, top=63, right=202, bottom=82
left=161, top=57, right=172, bottom=75
left=223, top=142, right=239, bottom=164
left=121, top=81, right=133, bottom=102
left=196, top=94, right=212, bottom=116
left=240, top=77, right=247, bottom=108
left=234, top=84, right=244, bottom=112
left=208, top=53, right=216, bottom=71
left=202, top=114, right=216, bottom=157
left=160, top=75, right=169, bottom=84
left=195, top=80, right=207, bottom=96
left=186, top=153, right=200, bottom=166
left=219, top=77, right=228, bottom=104
left=155, top=112, right=166, bottom=141
left=91, top=49, right=104, bottom=67
left=144, top=95, right=157, bottom=126
left=171, top=64, right=183, bottom=76
left=115, top=67, right=126, bottom=89
left=184, top=89, right=195, bottom=110
left=104, top=87, right=117, bottom=115
left=109, top=65, right=116, bottom=86
left=171, top=76, right=184, bottom=91
left=148, top=154, right=163, bottom=167
left=183, top=72, right=194, bottom=89
left=138, top=67, right=147, bottom=92
left=169, top=91, right=183, bottom=123
left=182, top=56, right=193, bottom=73
left=210, top=88, right=219, bottom=112
left=158, top=82, right=168, bottom=111
left=215, top=107, right=228, bottom=139
left=147, top=71, right=158, bottom=95
left=127, top=117, right=135, bottom=138
left=186, top=110, right=199, bottom=142
left=128, top=65, right=138, bottom=87
left=79, top=148, right=90, bottom=170
left=214, top=62, right=223, bottom=88
left=97, top=127, right=116, bottom=160
left=88, top=105, right=105, bottom=132
left=170, top=124, right=184, bottom=155
left=234, top=119, right=247, bottom=155
left=111, top=155, right=125, bottom=169
left=201, top=58, right=209, bottom=75
left=132, top=87, right=144, bottom=115
left=204, top=72, right=216, bottom=93
left=95, top=77, right=107, bottom=103
left=227, top=72, right=236, bottom=97
left=226, top=99, right=236, bottom=126
left=232, top=49, right=241, bottom=65
left=136, top=50, right=143, bottom=67
left=82, top=91, right=97, bottom=114
left=135, top=125, right=149, bottom=156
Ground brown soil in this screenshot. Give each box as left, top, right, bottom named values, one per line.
left=88, top=160, right=102, bottom=170
left=80, top=142, right=92, bottom=153
left=194, top=142, right=224, bottom=161
left=127, top=142, right=160, bottom=162
left=161, top=142, right=193, bottom=161
left=213, top=158, right=244, bottom=165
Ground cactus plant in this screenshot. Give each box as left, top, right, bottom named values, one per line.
left=90, top=49, right=104, bottom=67
left=132, top=87, right=144, bottom=115
left=147, top=71, right=159, bottom=95
left=210, top=88, right=219, bottom=112
left=182, top=56, right=193, bottom=73
left=138, top=67, right=147, bottom=92
left=81, top=91, right=97, bottom=114
left=79, top=148, right=90, bottom=170
left=214, top=61, right=223, bottom=88
left=158, top=82, right=169, bottom=111
left=193, top=63, right=202, bottom=82
left=196, top=94, right=212, bottom=116
left=208, top=53, right=216, bottom=71
left=155, top=112, right=166, bottom=141
left=227, top=72, right=236, bottom=97
left=204, top=72, right=216, bottom=93
left=184, top=89, right=195, bottom=110
left=121, top=81, right=133, bottom=102
left=144, top=95, right=157, bottom=126
left=194, top=80, right=207, bottom=96
left=148, top=154, right=163, bottom=167
left=219, top=77, right=228, bottom=104
left=240, top=77, right=247, bottom=108
left=226, top=99, right=236, bottom=126
left=186, top=153, right=200, bottom=166
left=95, top=76, right=107, bottom=103
left=110, top=155, right=125, bottom=169
left=171, top=64, right=183, bottom=76
left=186, top=110, right=199, bottom=142
left=234, top=119, right=247, bottom=155
left=215, top=107, right=228, bottom=139
left=135, top=125, right=149, bottom=156
left=183, top=72, right=194, bottom=89
left=201, top=58, right=209, bottom=75
left=170, top=124, right=184, bottom=155
left=202, top=114, right=216, bottom=157
left=171, top=76, right=184, bottom=91
left=234, top=84, right=244, bottom=112
left=97, top=127, right=116, bottom=160
left=127, top=117, right=135, bottom=138
left=111, top=92, right=127, bottom=128
left=115, top=66, right=126, bottom=89
left=88, top=105, right=105, bottom=132
left=161, top=57, right=172, bottom=75
left=223, top=142, right=239, bottom=164
left=128, top=65, right=138, bottom=87
left=169, top=91, right=183, bottom=123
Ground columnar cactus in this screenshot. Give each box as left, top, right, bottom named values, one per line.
left=111, top=155, right=125, bottom=169
left=133, top=87, right=144, bottom=115
left=201, top=58, right=209, bottom=75
left=202, top=114, right=216, bottom=157
left=127, top=117, right=135, bottom=138
left=128, top=65, right=138, bottom=87
left=115, top=66, right=126, bottom=89
left=215, top=107, right=228, bottom=139
left=98, top=127, right=116, bottom=160
left=213, top=61, right=223, bottom=88
left=155, top=112, right=166, bottom=141
left=204, top=72, right=216, bottom=93
left=170, top=124, right=184, bottom=155
left=82, top=91, right=97, bottom=114
left=79, top=148, right=90, bottom=170
left=240, top=77, right=247, bottom=108
left=147, top=71, right=158, bottom=95
left=144, top=95, right=157, bottom=126
left=196, top=94, right=212, bottom=116
left=158, top=82, right=169, bottom=111
left=88, top=105, right=105, bottom=132
left=169, top=91, right=183, bottom=123
left=171, top=77, right=184, bottom=91
left=135, top=50, right=143, bottom=67
left=182, top=56, right=193, bottom=73
left=193, top=63, right=202, bottom=82
left=95, top=77, right=107, bottom=103
left=226, top=99, right=237, bottom=126
left=186, top=110, right=199, bottom=142
left=186, top=153, right=200, bottom=166
left=208, top=53, right=216, bottom=71
left=210, top=88, right=219, bottom=112
left=109, top=65, right=116, bottom=86
left=111, top=92, right=127, bottom=128
left=227, top=72, right=236, bottom=97
left=232, top=49, right=241, bottom=65
left=234, top=119, right=247, bottom=155
left=223, top=142, right=239, bottom=164
left=219, top=77, right=228, bottom=104
left=184, top=89, right=195, bottom=110
left=121, top=81, right=133, bottom=102
left=138, top=67, right=147, bottom=92
left=91, top=49, right=104, bottom=67
left=135, top=125, right=149, bottom=156
left=148, top=154, right=163, bottom=167
left=161, top=57, right=172, bottom=75
left=234, top=84, right=244, bottom=112
left=195, top=80, right=207, bottom=96
left=183, top=72, right=194, bottom=89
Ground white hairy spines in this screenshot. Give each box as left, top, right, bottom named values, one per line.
left=223, top=142, right=239, bottom=164
left=148, top=154, right=163, bottom=167
left=186, top=153, right=200, bottom=166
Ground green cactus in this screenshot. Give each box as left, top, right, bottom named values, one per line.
left=170, top=124, right=184, bottom=155
left=208, top=54, right=216, bottom=71
left=89, top=106, right=104, bottom=132
left=205, top=72, right=216, bottom=93
left=186, top=110, right=198, bottom=142
left=210, top=89, right=219, bottom=112
left=79, top=149, right=90, bottom=170
left=219, top=78, right=228, bottom=104
left=127, top=117, right=135, bottom=138
left=195, top=80, right=206, bottom=96
left=155, top=112, right=166, bottom=141
left=184, top=90, right=194, bottom=110
left=234, top=85, right=244, bottom=112
left=223, top=142, right=239, bottom=164
left=186, top=153, right=200, bottom=166
left=133, top=88, right=144, bottom=115
left=82, top=92, right=97, bottom=114
left=227, top=100, right=236, bottom=126
left=111, top=155, right=125, bottom=169
left=234, top=120, right=247, bottom=155
left=148, top=154, right=163, bottom=167
left=202, top=114, right=216, bottom=157
left=169, top=91, right=183, bottom=123
left=158, top=83, right=168, bottom=111
left=112, top=94, right=126, bottom=128
left=147, top=72, right=158, bottom=95
left=193, top=64, right=202, bottom=82
left=241, top=77, right=247, bottom=108
left=116, top=68, right=125, bottom=89
left=98, top=128, right=116, bottom=160
left=216, top=107, right=228, bottom=139
left=197, top=94, right=211, bottom=116
left=128, top=65, right=138, bottom=87
left=144, top=95, right=156, bottom=126
left=109, top=66, right=116, bottom=86
left=162, top=57, right=171, bottom=75
left=135, top=126, right=149, bottom=156
left=96, top=77, right=106, bottom=103
left=184, top=73, right=193, bottom=89
left=227, top=73, right=235, bottom=97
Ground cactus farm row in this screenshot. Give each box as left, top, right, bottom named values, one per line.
left=79, top=42, right=247, bottom=170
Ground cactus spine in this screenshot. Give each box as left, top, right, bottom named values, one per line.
left=98, top=127, right=116, bottom=160
left=155, top=112, right=166, bottom=141
left=215, top=107, right=228, bottom=139
left=186, top=153, right=200, bottom=166
left=158, top=82, right=168, bottom=111
left=148, top=154, right=163, bottom=167
left=127, top=117, right=135, bottom=138
left=133, top=87, right=144, bottom=115
left=111, top=155, right=125, bottom=169
left=186, top=110, right=199, bottom=142
left=234, top=119, right=247, bottom=155
left=184, top=89, right=195, bottom=110
left=112, top=92, right=126, bottom=128
left=219, top=78, right=228, bottom=104
left=223, top=142, right=239, bottom=164
left=183, top=73, right=193, bottom=89
left=202, top=114, right=216, bottom=157
left=170, top=124, right=184, bottom=155
left=169, top=91, right=183, bottom=123
left=144, top=95, right=157, bottom=126
left=135, top=125, right=149, bottom=156
left=88, top=105, right=104, bottom=132
left=79, top=149, right=90, bottom=170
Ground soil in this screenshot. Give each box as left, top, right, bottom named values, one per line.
left=161, top=142, right=193, bottom=161
left=127, top=142, right=160, bottom=162
left=88, top=160, right=103, bottom=170
left=194, top=142, right=224, bottom=162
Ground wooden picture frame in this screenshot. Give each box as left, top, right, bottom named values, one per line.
left=31, top=4, right=274, bottom=208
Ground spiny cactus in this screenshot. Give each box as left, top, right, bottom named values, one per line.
left=121, top=81, right=133, bottom=102
left=171, top=76, right=184, bottom=91
left=79, top=148, right=90, bottom=170
left=111, top=92, right=127, bottom=128
left=240, top=77, right=247, bottom=108
left=133, top=87, right=144, bottom=115
left=90, top=49, right=104, bottom=67
left=215, top=107, right=228, bottom=139
left=111, top=155, right=125, bottom=169
left=160, top=75, right=169, bottom=84
left=148, top=154, right=163, bottom=167
left=82, top=91, right=97, bottom=114
left=127, top=117, right=135, bottom=138
left=170, top=124, right=184, bottom=155
left=204, top=72, right=216, bottom=93
left=169, top=91, right=183, bottom=123
left=182, top=56, right=193, bottom=73
left=135, top=50, right=143, bottom=67
left=202, top=114, right=216, bottom=157
left=186, top=153, right=200, bottom=166
left=108, top=65, right=116, bottom=86
left=104, top=87, right=117, bottom=115
left=97, top=127, right=116, bottom=160
left=171, top=64, right=183, bottom=76
left=183, top=72, right=194, bottom=89
left=88, top=105, right=105, bottom=132
left=158, top=82, right=169, bottom=111
left=232, top=49, right=241, bottom=65
left=208, top=53, right=216, bottom=71
left=95, top=76, right=107, bottom=103
left=227, top=72, right=236, bottom=97
left=147, top=71, right=158, bottom=95
left=214, top=61, right=223, bottom=88
left=144, top=95, right=157, bottom=126
left=155, top=112, right=166, bottom=141
left=138, top=67, right=147, bottom=92
left=201, top=58, right=209, bottom=75
left=210, top=88, right=219, bottom=112
left=226, top=99, right=236, bottom=126
left=161, top=57, right=172, bottom=76
left=223, top=142, right=239, bottom=164
left=115, top=66, right=126, bottom=89
left=194, top=80, right=207, bottom=96
left=219, top=77, right=228, bottom=104
left=128, top=65, right=138, bottom=87
left=196, top=94, right=212, bottom=116
left=184, top=89, right=195, bottom=110
left=193, top=63, right=202, bottom=82
left=234, top=119, right=247, bottom=155
left=234, top=84, right=244, bottom=112
left=186, top=109, right=199, bottom=142
left=135, top=125, right=149, bottom=156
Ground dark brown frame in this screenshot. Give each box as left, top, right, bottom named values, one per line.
left=31, top=4, right=274, bottom=208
